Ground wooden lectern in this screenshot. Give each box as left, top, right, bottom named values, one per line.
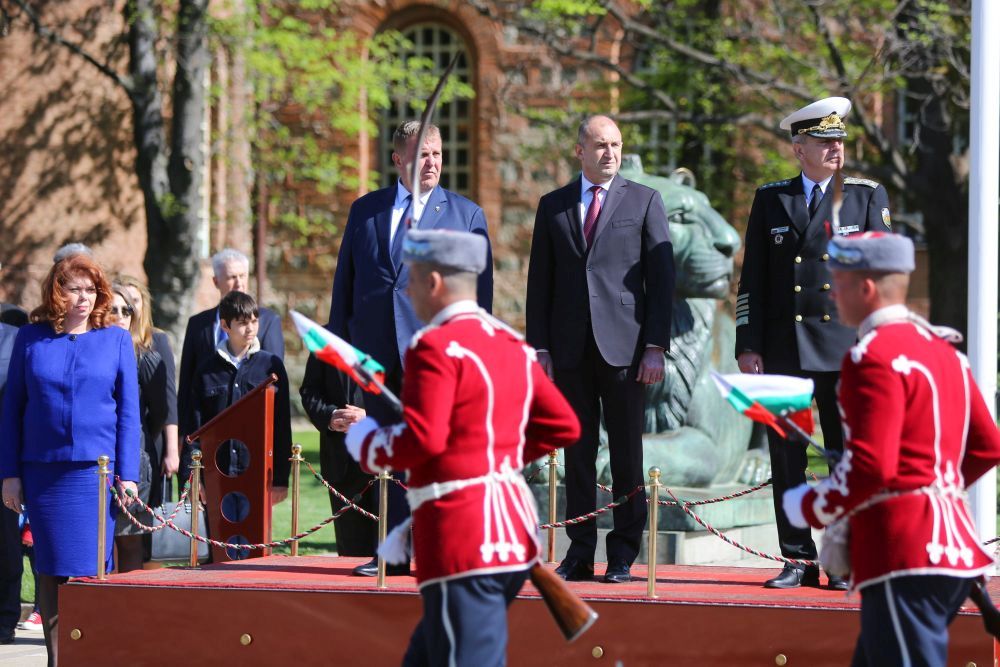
left=186, top=375, right=278, bottom=562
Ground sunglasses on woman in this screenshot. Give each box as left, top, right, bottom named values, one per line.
left=110, top=305, right=134, bottom=317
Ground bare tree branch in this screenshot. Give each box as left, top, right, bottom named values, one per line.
left=9, top=0, right=134, bottom=95
left=467, top=0, right=678, bottom=111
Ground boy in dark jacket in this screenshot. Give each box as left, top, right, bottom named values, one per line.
left=183, top=291, right=292, bottom=506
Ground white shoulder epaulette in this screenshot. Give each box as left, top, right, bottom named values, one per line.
left=407, top=324, right=435, bottom=350
left=844, top=177, right=880, bottom=189
left=479, top=310, right=525, bottom=341
left=758, top=179, right=791, bottom=191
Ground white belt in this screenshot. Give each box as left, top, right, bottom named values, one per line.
left=407, top=470, right=526, bottom=512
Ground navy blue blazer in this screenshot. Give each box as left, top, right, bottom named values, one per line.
left=0, top=323, right=141, bottom=481
left=178, top=305, right=284, bottom=439
left=329, top=185, right=493, bottom=375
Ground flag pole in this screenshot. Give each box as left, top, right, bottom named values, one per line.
left=776, top=414, right=836, bottom=464
left=967, top=0, right=999, bottom=543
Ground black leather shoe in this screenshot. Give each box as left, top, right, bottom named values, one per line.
left=352, top=558, right=410, bottom=577
left=554, top=558, right=594, bottom=581
left=764, top=564, right=820, bottom=589
left=0, top=629, right=12, bottom=645
left=827, top=574, right=849, bottom=591
left=603, top=559, right=631, bottom=584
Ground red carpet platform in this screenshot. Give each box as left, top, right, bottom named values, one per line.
left=60, top=556, right=997, bottom=665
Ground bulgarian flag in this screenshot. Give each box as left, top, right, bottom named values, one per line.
left=710, top=371, right=815, bottom=438
left=290, top=310, right=387, bottom=394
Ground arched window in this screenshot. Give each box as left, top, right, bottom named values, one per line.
left=379, top=23, right=473, bottom=196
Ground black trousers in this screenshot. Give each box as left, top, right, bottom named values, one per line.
left=361, top=362, right=409, bottom=553
left=766, top=370, right=843, bottom=561
left=555, top=328, right=647, bottom=565
left=0, top=506, right=21, bottom=635
left=319, top=435, right=376, bottom=557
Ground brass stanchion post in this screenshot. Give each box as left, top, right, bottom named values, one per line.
left=96, top=455, right=110, bottom=580
left=547, top=452, right=558, bottom=563
left=377, top=471, right=390, bottom=589
left=189, top=450, right=204, bottom=568
left=290, top=444, right=303, bottom=557
left=647, top=467, right=660, bottom=599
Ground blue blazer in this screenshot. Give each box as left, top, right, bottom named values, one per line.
left=0, top=323, right=141, bottom=481
left=329, top=185, right=493, bottom=376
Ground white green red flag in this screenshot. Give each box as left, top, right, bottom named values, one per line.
left=710, top=371, right=815, bottom=438
left=290, top=310, right=387, bottom=394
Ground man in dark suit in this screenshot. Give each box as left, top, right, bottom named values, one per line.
left=299, top=355, right=374, bottom=556
left=178, top=248, right=285, bottom=486
left=329, top=120, right=493, bottom=575
left=735, top=97, right=891, bottom=590
left=0, top=323, right=20, bottom=644
left=526, top=115, right=675, bottom=584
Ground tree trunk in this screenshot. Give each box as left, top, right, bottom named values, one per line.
left=141, top=0, right=209, bottom=341
left=910, top=93, right=969, bottom=340
left=126, top=0, right=176, bottom=329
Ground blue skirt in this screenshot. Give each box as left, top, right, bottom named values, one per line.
left=21, top=461, right=115, bottom=577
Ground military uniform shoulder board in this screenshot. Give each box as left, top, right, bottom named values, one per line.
left=843, top=177, right=880, bottom=188
left=757, top=179, right=792, bottom=191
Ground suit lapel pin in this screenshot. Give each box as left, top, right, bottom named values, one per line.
left=435, top=205, right=441, bottom=212
left=774, top=234, right=784, bottom=245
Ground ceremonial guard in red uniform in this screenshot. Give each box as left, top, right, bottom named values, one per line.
left=784, top=232, right=1000, bottom=667
left=346, top=229, right=580, bottom=666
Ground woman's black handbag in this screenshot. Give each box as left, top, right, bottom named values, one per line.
left=150, top=475, right=209, bottom=562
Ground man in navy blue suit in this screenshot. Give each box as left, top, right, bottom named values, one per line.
left=329, top=120, right=493, bottom=575
left=178, top=249, right=285, bottom=487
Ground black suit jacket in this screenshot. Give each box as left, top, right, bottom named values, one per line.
left=526, top=174, right=675, bottom=369
left=735, top=174, right=891, bottom=372
left=178, top=305, right=284, bottom=440
left=0, top=323, right=16, bottom=412
left=299, top=354, right=359, bottom=484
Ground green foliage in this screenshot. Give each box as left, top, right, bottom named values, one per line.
left=210, top=1, right=473, bottom=246
left=271, top=430, right=338, bottom=555
left=513, top=0, right=970, bottom=222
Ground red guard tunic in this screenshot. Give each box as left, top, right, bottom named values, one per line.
left=794, top=307, right=1000, bottom=590
left=358, top=301, right=580, bottom=588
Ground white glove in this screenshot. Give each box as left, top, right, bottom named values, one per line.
left=345, top=416, right=379, bottom=462
left=378, top=518, right=413, bottom=565
left=782, top=483, right=811, bottom=529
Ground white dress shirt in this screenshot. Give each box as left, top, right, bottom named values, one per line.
left=578, top=174, right=613, bottom=229
left=801, top=173, right=833, bottom=207
left=391, top=181, right=433, bottom=243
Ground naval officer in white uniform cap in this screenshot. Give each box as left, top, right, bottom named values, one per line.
left=734, top=96, right=892, bottom=590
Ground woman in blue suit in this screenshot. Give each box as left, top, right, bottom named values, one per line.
left=0, top=254, right=140, bottom=665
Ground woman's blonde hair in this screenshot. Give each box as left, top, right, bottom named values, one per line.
left=110, top=282, right=148, bottom=354
left=113, top=274, right=155, bottom=350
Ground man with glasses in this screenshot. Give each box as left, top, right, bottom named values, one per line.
left=735, top=97, right=891, bottom=590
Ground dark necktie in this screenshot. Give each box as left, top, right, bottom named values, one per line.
left=583, top=185, right=602, bottom=249
left=390, top=194, right=412, bottom=270
left=808, top=183, right=823, bottom=219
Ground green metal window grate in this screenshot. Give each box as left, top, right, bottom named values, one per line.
left=380, top=23, right=473, bottom=196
